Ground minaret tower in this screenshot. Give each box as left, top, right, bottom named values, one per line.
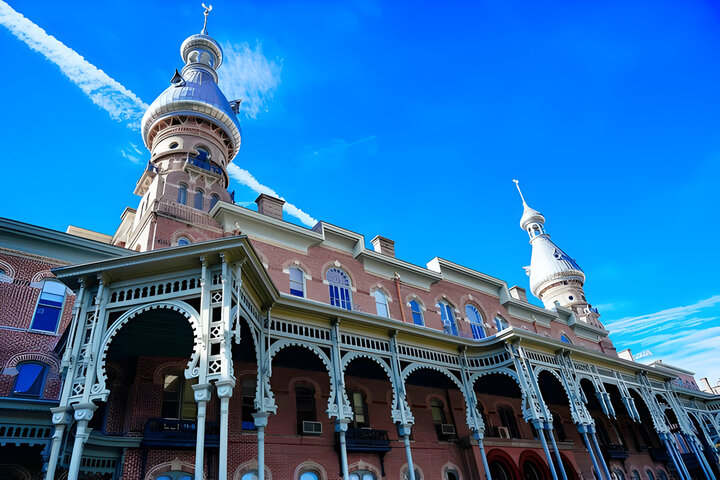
left=112, top=6, right=241, bottom=251
left=513, top=180, right=601, bottom=326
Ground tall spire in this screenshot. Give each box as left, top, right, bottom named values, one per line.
left=201, top=3, right=213, bottom=35
left=513, top=179, right=527, bottom=205
left=513, top=179, right=545, bottom=239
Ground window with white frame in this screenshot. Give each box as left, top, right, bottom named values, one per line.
left=437, top=301, right=458, bottom=336
left=177, top=183, right=188, bottom=205
left=31, top=280, right=66, bottom=333
left=465, top=305, right=486, bottom=339
left=494, top=316, right=509, bottom=332
left=349, top=471, right=376, bottom=480
left=289, top=266, right=305, bottom=297
left=409, top=300, right=424, bottom=326
left=372, top=289, right=389, bottom=317
left=176, top=237, right=191, bottom=246
left=326, top=268, right=352, bottom=310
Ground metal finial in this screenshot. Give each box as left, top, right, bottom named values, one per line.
left=201, top=3, right=213, bottom=34
left=512, top=179, right=527, bottom=205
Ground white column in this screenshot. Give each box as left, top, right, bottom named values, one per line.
left=216, top=380, right=234, bottom=480
left=193, top=383, right=212, bottom=480
left=67, top=403, right=96, bottom=480
left=336, top=419, right=350, bottom=478
left=398, top=424, right=415, bottom=480
left=45, top=407, right=72, bottom=480
left=253, top=412, right=269, bottom=480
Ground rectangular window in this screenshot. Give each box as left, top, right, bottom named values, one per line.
left=31, top=281, right=66, bottom=333
left=13, top=363, right=47, bottom=397
left=289, top=268, right=305, bottom=297
left=349, top=391, right=368, bottom=428
left=242, top=378, right=257, bottom=430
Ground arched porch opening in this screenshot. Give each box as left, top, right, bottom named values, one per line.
left=627, top=389, right=662, bottom=451
left=473, top=373, right=525, bottom=440
left=102, top=305, right=198, bottom=437
left=487, top=449, right=520, bottom=480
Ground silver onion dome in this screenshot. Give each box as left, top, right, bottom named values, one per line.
left=141, top=33, right=241, bottom=159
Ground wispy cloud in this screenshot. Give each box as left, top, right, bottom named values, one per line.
left=218, top=42, right=282, bottom=119
left=305, top=135, right=378, bottom=164
left=0, top=1, right=148, bottom=128
left=605, top=295, right=720, bottom=382
left=2, top=2, right=314, bottom=226
left=120, top=143, right=144, bottom=165
left=227, top=164, right=318, bottom=227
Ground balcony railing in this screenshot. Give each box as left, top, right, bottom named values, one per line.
left=186, top=154, right=223, bottom=177
left=648, top=446, right=671, bottom=463
left=143, top=418, right=219, bottom=448
left=601, top=443, right=629, bottom=460
left=340, top=428, right=391, bottom=453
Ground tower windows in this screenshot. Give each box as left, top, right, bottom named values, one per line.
left=409, top=300, right=424, bottom=326
left=465, top=305, right=486, bottom=339
left=194, top=188, right=204, bottom=209
left=372, top=289, right=389, bottom=317
left=194, top=145, right=210, bottom=161
left=210, top=193, right=220, bottom=210
left=31, top=280, right=66, bottom=333
left=13, top=362, right=48, bottom=397
left=437, top=301, right=458, bottom=336
left=178, top=183, right=188, bottom=205
left=326, top=268, right=352, bottom=310
left=289, top=266, right=305, bottom=297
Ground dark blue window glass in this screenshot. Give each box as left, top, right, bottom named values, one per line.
left=13, top=363, right=47, bottom=397
left=210, top=194, right=220, bottom=209
left=327, top=268, right=352, bottom=310
left=194, top=189, right=204, bottom=209
left=409, top=300, right=423, bottom=326
left=31, top=281, right=65, bottom=332
left=560, top=335, right=572, bottom=344
left=466, top=305, right=485, bottom=339
left=178, top=184, right=187, bottom=205
left=438, top=302, right=458, bottom=336
left=289, top=267, right=305, bottom=297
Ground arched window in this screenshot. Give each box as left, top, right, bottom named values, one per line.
left=31, top=280, right=66, bottom=333
left=490, top=461, right=511, bottom=480
left=296, top=385, right=318, bottom=435
left=645, top=470, right=655, bottom=480
left=465, top=305, right=485, bottom=339
left=13, top=362, right=48, bottom=397
left=631, top=471, right=641, bottom=480
left=446, top=470, right=460, bottom=480
left=522, top=461, right=542, bottom=480
left=161, top=371, right=198, bottom=420
left=494, top=316, right=508, bottom=332
left=326, top=268, right=352, bottom=310
left=241, top=471, right=259, bottom=480
left=349, top=472, right=376, bottom=480
left=403, top=468, right=422, bottom=480
left=210, top=193, right=220, bottom=210
left=194, top=188, right=204, bottom=209
left=194, top=145, right=210, bottom=160
left=498, top=405, right=520, bottom=439
left=178, top=183, right=188, bottom=205
left=372, top=290, right=389, bottom=317
left=156, top=473, right=193, bottom=480
left=613, top=469, right=626, bottom=480
left=430, top=399, right=447, bottom=425
left=409, top=300, right=424, bottom=326
left=437, top=301, right=457, bottom=336
left=289, top=267, right=305, bottom=297
left=657, top=470, right=668, bottom=480
left=348, top=390, right=369, bottom=428
left=299, top=473, right=319, bottom=480
left=176, top=237, right=191, bottom=246
left=560, top=334, right=572, bottom=344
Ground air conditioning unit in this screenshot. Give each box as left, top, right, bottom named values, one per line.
left=302, top=421, right=322, bottom=436
left=441, top=424, right=456, bottom=435
left=498, top=426, right=511, bottom=438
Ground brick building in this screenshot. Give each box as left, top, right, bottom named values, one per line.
left=1, top=15, right=719, bottom=480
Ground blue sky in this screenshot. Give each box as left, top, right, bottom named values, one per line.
left=2, top=1, right=719, bottom=383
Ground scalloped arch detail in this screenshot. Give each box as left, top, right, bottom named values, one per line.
left=470, top=368, right=528, bottom=405
left=342, top=351, right=397, bottom=411
left=93, top=301, right=203, bottom=401
left=401, top=362, right=463, bottom=391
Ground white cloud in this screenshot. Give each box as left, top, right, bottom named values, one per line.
left=227, top=164, right=317, bottom=227
left=218, top=41, right=282, bottom=119
left=0, top=1, right=148, bottom=128
left=606, top=295, right=720, bottom=382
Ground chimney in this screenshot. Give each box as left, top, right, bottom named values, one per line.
left=371, top=235, right=395, bottom=257
left=508, top=286, right=528, bottom=302
left=255, top=194, right=285, bottom=220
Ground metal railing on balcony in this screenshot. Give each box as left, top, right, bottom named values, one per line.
left=186, top=154, right=223, bottom=176
left=601, top=443, right=629, bottom=460
left=341, top=428, right=391, bottom=453
left=142, top=418, right=219, bottom=448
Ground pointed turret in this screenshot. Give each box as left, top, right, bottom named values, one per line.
left=513, top=181, right=602, bottom=327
